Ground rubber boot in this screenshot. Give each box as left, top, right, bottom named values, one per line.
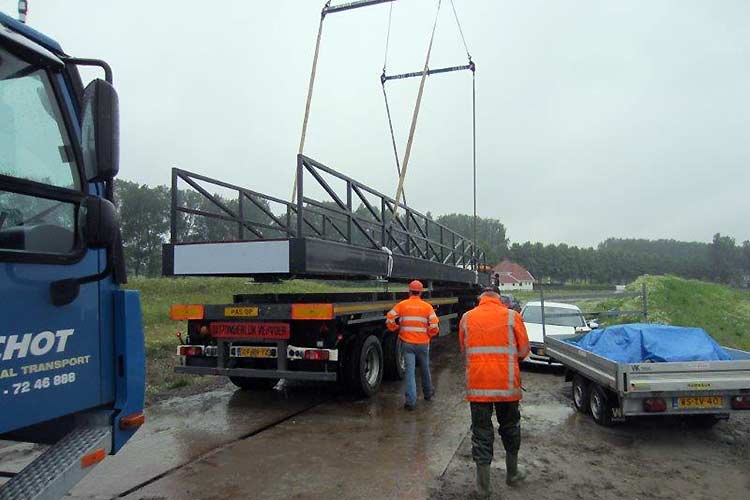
left=505, top=453, right=527, bottom=486
left=475, top=464, right=491, bottom=499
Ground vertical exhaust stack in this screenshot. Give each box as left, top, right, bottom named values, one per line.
left=18, top=0, right=28, bottom=23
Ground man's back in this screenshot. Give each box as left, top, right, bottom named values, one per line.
left=459, top=295, right=529, bottom=402
left=387, top=295, right=438, bottom=344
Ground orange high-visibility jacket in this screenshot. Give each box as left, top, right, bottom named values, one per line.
left=386, top=295, right=439, bottom=344
left=459, top=295, right=530, bottom=402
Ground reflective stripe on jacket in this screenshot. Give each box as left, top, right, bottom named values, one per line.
left=385, top=295, right=439, bottom=344
left=459, top=295, right=530, bottom=402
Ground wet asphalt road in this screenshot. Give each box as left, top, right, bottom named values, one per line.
left=71, top=335, right=472, bottom=499
left=2, top=335, right=749, bottom=499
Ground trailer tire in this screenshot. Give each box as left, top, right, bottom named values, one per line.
left=572, top=374, right=590, bottom=414
left=229, top=377, right=279, bottom=391
left=346, top=334, right=383, bottom=398
left=589, top=384, right=613, bottom=426
left=383, top=332, right=406, bottom=381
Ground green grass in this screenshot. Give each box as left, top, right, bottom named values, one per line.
left=598, top=275, right=750, bottom=350
left=123, top=277, right=396, bottom=399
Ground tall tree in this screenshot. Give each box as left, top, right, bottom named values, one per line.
left=709, top=233, right=739, bottom=283
left=115, top=180, right=170, bottom=276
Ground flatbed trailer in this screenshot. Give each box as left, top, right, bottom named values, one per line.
left=173, top=287, right=479, bottom=395
left=545, top=333, right=750, bottom=426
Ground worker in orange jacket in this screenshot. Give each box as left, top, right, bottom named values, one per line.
left=386, top=280, right=439, bottom=410
left=459, top=285, right=530, bottom=498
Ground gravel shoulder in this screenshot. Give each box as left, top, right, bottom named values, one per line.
left=430, top=365, right=750, bottom=500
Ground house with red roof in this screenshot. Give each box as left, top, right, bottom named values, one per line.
left=492, top=260, right=536, bottom=291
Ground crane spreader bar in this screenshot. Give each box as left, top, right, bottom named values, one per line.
left=323, top=0, right=396, bottom=16
left=381, top=62, right=475, bottom=83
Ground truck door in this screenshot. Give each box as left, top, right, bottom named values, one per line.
left=0, top=44, right=106, bottom=434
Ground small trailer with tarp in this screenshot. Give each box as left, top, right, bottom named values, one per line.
left=545, top=324, right=750, bottom=426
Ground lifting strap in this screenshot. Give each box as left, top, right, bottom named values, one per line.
left=390, top=0, right=442, bottom=220
left=381, top=0, right=477, bottom=264
left=293, top=0, right=397, bottom=203
left=380, top=2, right=406, bottom=205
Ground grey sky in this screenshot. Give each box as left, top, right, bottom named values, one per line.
left=4, top=0, right=749, bottom=247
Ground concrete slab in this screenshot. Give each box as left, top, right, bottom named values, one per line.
left=122, top=336, right=471, bottom=500
left=69, top=383, right=325, bottom=498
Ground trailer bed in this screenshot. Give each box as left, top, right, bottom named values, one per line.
left=545, top=333, right=750, bottom=419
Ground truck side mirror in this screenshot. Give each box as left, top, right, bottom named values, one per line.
left=50, top=196, right=120, bottom=306
left=81, top=79, right=119, bottom=182
left=80, top=196, right=119, bottom=248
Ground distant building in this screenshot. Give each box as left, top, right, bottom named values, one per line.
left=492, top=260, right=536, bottom=291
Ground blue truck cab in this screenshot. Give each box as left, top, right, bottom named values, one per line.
left=0, top=11, right=145, bottom=499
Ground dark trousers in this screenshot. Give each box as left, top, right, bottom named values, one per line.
left=469, top=401, right=521, bottom=466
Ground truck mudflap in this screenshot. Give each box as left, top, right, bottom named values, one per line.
left=0, top=419, right=111, bottom=500
left=112, top=290, right=146, bottom=453
left=174, top=366, right=337, bottom=382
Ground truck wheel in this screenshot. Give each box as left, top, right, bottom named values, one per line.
left=347, top=334, right=383, bottom=398
left=589, top=384, right=613, bottom=426
left=229, top=377, right=279, bottom=391
left=572, top=374, right=590, bottom=414
left=383, top=332, right=406, bottom=381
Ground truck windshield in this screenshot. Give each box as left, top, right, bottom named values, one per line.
left=0, top=46, right=80, bottom=255
left=522, top=305, right=586, bottom=328
left=0, top=46, right=80, bottom=189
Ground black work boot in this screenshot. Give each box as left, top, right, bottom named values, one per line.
left=505, top=453, right=527, bottom=486
left=475, top=464, right=491, bottom=499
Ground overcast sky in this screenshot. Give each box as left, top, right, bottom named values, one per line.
left=4, top=0, right=749, bottom=247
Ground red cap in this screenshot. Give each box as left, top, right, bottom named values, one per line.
left=408, top=280, right=424, bottom=292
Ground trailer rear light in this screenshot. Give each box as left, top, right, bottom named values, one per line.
left=643, top=398, right=666, bottom=413
left=177, top=345, right=204, bottom=356
left=303, top=349, right=330, bottom=361
left=120, top=412, right=146, bottom=430
left=170, top=304, right=205, bottom=320
left=291, top=303, right=334, bottom=320
left=731, top=395, right=750, bottom=410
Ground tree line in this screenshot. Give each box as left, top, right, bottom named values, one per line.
left=114, top=180, right=750, bottom=285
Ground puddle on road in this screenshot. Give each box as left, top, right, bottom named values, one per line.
left=522, top=403, right=575, bottom=428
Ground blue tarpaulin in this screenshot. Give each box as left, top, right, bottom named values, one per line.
left=568, top=323, right=732, bottom=363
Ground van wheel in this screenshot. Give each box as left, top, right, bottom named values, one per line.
left=572, top=374, right=590, bottom=414
left=346, top=334, right=383, bottom=398
left=590, top=384, right=613, bottom=426
left=229, top=377, right=279, bottom=391
left=383, top=332, right=406, bottom=381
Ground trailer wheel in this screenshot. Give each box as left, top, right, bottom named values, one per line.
left=346, top=334, right=383, bottom=398
left=589, top=384, right=613, bottom=426
left=383, top=332, right=406, bottom=381
left=229, top=377, right=279, bottom=391
left=572, top=374, right=590, bottom=414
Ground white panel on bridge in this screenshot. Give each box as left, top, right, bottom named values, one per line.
left=173, top=241, right=290, bottom=275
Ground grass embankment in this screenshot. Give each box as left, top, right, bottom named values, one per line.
left=124, top=277, right=393, bottom=400
left=599, top=275, right=750, bottom=351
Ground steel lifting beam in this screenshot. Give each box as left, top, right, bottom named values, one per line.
left=323, top=0, right=396, bottom=16
left=381, top=62, right=475, bottom=83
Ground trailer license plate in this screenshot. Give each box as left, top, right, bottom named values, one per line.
left=236, top=347, right=277, bottom=359
left=224, top=306, right=259, bottom=318
left=210, top=322, right=290, bottom=339
left=676, top=396, right=723, bottom=409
